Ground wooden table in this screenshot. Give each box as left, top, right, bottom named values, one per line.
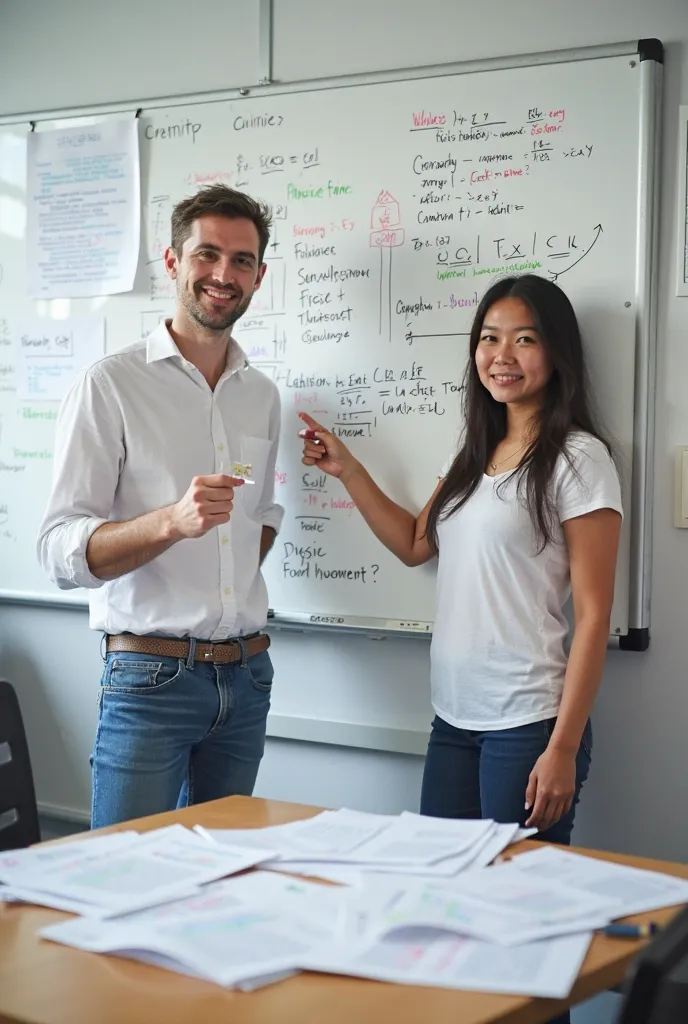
left=1, top=796, right=687, bottom=1024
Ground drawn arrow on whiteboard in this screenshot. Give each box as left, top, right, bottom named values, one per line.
left=548, top=224, right=604, bottom=282
left=404, top=330, right=471, bottom=345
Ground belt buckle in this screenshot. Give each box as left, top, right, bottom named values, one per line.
left=203, top=645, right=214, bottom=660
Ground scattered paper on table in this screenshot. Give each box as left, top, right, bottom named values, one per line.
left=10, top=826, right=272, bottom=917
left=27, top=813, right=688, bottom=1000
left=41, top=871, right=345, bottom=989
left=510, top=845, right=688, bottom=918
left=305, top=928, right=593, bottom=1000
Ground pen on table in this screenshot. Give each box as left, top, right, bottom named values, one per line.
left=601, top=922, right=660, bottom=939
left=192, top=824, right=219, bottom=845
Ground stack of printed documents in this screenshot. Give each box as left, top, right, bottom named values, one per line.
left=41, top=869, right=350, bottom=990
left=0, top=824, right=273, bottom=916
left=6, top=812, right=688, bottom=999
left=196, top=808, right=537, bottom=884
left=303, top=846, right=688, bottom=997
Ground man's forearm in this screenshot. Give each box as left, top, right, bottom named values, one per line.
left=88, top=513, right=276, bottom=582
left=86, top=506, right=179, bottom=581
left=260, top=526, right=276, bottom=564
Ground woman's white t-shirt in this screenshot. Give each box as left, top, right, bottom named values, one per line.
left=430, top=432, right=623, bottom=731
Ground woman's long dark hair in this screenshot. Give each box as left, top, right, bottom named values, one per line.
left=425, top=274, right=611, bottom=552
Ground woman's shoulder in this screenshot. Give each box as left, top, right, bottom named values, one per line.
left=554, top=430, right=622, bottom=516
left=559, top=430, right=616, bottom=471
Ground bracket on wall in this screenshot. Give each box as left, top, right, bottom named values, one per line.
left=258, top=0, right=274, bottom=86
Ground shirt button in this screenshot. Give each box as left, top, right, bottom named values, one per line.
left=217, top=443, right=225, bottom=451
left=221, top=535, right=229, bottom=545
left=224, top=586, right=232, bottom=595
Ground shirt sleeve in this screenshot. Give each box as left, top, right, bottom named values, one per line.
left=256, top=384, right=285, bottom=534
left=556, top=435, right=623, bottom=524
left=36, top=366, right=124, bottom=590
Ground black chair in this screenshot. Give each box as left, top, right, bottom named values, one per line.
left=617, top=905, right=688, bottom=1023
left=0, top=679, right=40, bottom=851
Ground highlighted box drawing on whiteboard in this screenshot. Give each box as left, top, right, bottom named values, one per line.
left=13, top=316, right=105, bottom=402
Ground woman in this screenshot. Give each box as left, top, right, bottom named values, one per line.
left=300, top=274, right=622, bottom=844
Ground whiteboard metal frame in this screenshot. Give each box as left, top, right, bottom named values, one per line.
left=618, top=50, right=662, bottom=652
left=0, top=40, right=662, bottom=651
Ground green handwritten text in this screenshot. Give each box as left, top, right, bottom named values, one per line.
left=21, top=408, right=58, bottom=420
left=14, top=448, right=53, bottom=460
left=287, top=181, right=352, bottom=200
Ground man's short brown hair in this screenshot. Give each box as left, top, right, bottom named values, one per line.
left=171, top=185, right=272, bottom=262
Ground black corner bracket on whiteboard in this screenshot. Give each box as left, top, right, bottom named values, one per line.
left=619, top=628, right=651, bottom=653
left=637, top=38, right=664, bottom=64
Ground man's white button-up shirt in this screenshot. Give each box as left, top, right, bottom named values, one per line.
left=37, top=322, right=284, bottom=640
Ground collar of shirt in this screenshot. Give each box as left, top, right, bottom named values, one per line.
left=146, top=320, right=249, bottom=380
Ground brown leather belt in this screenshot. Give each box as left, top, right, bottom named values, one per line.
left=106, top=632, right=270, bottom=664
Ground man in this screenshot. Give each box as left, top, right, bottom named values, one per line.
left=37, top=185, right=284, bottom=828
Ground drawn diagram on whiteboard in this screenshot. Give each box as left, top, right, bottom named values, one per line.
left=547, top=224, right=603, bottom=281
left=370, top=190, right=405, bottom=343
left=145, top=194, right=172, bottom=266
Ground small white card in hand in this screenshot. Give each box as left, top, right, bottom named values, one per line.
left=231, top=461, right=255, bottom=484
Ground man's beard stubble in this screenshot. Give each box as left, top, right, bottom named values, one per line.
left=180, top=281, right=254, bottom=332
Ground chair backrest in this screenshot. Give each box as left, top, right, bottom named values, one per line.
left=617, top=905, right=688, bottom=1024
left=0, top=680, right=40, bottom=850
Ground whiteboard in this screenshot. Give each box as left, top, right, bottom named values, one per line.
left=0, top=45, right=661, bottom=643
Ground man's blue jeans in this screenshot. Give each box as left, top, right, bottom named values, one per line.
left=91, top=648, right=273, bottom=829
left=420, top=715, right=593, bottom=845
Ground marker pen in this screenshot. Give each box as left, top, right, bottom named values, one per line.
left=298, top=428, right=324, bottom=446
left=601, top=922, right=660, bottom=939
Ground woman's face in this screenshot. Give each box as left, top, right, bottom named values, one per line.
left=475, top=297, right=553, bottom=411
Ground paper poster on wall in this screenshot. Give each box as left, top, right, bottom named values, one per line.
left=13, top=316, right=105, bottom=401
left=678, top=106, right=688, bottom=297
left=26, top=119, right=140, bottom=298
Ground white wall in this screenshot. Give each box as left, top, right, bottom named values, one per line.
left=0, top=0, right=259, bottom=113
left=0, top=0, right=687, bottom=868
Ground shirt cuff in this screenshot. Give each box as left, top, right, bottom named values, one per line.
left=559, top=499, right=624, bottom=524
left=57, top=516, right=110, bottom=589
